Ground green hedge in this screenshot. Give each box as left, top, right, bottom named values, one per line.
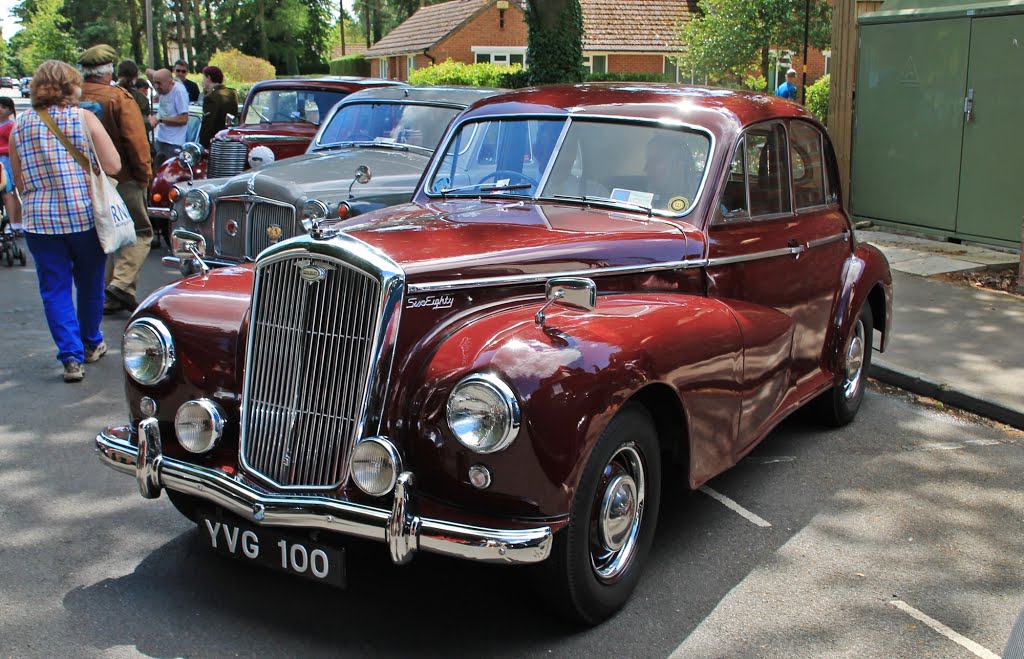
left=329, top=55, right=370, bottom=77
left=408, top=59, right=523, bottom=88
left=585, top=71, right=674, bottom=83
left=805, top=74, right=829, bottom=123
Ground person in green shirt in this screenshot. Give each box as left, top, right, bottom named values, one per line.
left=199, top=66, right=239, bottom=149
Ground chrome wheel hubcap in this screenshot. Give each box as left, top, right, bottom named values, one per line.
left=843, top=319, right=865, bottom=400
left=591, top=443, right=645, bottom=583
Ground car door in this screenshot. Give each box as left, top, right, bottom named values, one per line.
left=706, top=120, right=849, bottom=448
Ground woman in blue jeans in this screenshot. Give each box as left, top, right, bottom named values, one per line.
left=10, top=60, right=121, bottom=382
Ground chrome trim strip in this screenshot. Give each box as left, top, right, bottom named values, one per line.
left=239, top=134, right=313, bottom=143
left=96, top=426, right=553, bottom=565
left=805, top=231, right=850, bottom=249
left=406, top=258, right=708, bottom=293
left=706, top=246, right=802, bottom=267
left=147, top=206, right=173, bottom=220
left=218, top=194, right=295, bottom=208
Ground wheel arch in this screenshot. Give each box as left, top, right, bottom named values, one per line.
left=626, top=383, right=691, bottom=483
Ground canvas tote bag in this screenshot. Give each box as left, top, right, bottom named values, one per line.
left=38, top=108, right=135, bottom=254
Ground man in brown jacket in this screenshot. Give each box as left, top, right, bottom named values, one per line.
left=79, top=44, right=153, bottom=314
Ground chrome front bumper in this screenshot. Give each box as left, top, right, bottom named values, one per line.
left=96, top=421, right=553, bottom=565
left=148, top=206, right=173, bottom=220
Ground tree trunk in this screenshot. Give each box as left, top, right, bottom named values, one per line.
left=180, top=0, right=194, bottom=69
left=256, top=0, right=269, bottom=61
left=525, top=0, right=584, bottom=85
left=364, top=1, right=371, bottom=48
left=761, top=46, right=770, bottom=91
left=127, top=0, right=144, bottom=65
left=340, top=2, right=346, bottom=56
left=173, top=1, right=185, bottom=65
left=192, top=0, right=204, bottom=66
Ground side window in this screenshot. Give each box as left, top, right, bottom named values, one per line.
left=715, top=142, right=748, bottom=221
left=790, top=121, right=826, bottom=209
left=746, top=122, right=791, bottom=217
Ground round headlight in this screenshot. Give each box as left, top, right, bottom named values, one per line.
left=302, top=199, right=329, bottom=221
left=350, top=438, right=401, bottom=496
left=123, top=318, right=175, bottom=385
left=175, top=399, right=225, bottom=453
left=446, top=373, right=520, bottom=454
left=177, top=141, right=203, bottom=167
left=183, top=188, right=210, bottom=222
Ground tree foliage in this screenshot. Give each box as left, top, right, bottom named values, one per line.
left=14, top=0, right=79, bottom=73
left=524, top=0, right=584, bottom=85
left=680, top=0, right=831, bottom=90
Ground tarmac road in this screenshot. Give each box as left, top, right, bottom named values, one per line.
left=1, top=250, right=1022, bottom=657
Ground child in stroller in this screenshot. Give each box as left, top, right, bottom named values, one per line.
left=0, top=164, right=25, bottom=267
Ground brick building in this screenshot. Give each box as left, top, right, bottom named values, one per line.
left=365, top=0, right=830, bottom=90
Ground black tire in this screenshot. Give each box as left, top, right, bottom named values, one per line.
left=538, top=404, right=662, bottom=625
left=3, top=246, right=12, bottom=267
left=17, top=247, right=25, bottom=266
left=166, top=489, right=202, bottom=523
left=814, top=304, right=873, bottom=427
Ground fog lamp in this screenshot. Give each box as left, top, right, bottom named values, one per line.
left=174, top=399, right=225, bottom=454
left=350, top=437, right=401, bottom=496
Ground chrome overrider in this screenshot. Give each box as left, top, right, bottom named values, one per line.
left=95, top=420, right=553, bottom=565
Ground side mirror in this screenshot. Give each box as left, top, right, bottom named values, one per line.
left=171, top=229, right=210, bottom=274
left=535, top=277, right=597, bottom=328
left=348, top=165, right=373, bottom=198
left=177, top=142, right=203, bottom=182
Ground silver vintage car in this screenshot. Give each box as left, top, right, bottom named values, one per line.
left=167, top=86, right=503, bottom=274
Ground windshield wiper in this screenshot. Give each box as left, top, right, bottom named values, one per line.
left=438, top=182, right=534, bottom=198
left=545, top=193, right=653, bottom=217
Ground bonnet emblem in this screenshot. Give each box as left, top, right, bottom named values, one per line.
left=246, top=174, right=257, bottom=195
left=295, top=259, right=334, bottom=284
left=266, top=224, right=283, bottom=242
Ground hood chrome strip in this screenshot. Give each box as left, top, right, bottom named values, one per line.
left=406, top=258, right=709, bottom=293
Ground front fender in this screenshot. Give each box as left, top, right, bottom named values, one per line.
left=828, top=243, right=893, bottom=375
left=402, top=293, right=745, bottom=519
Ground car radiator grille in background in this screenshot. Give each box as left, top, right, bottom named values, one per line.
left=247, top=202, right=297, bottom=259
left=241, top=253, right=383, bottom=489
left=207, top=140, right=247, bottom=178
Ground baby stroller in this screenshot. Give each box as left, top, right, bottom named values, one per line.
left=0, top=214, right=25, bottom=267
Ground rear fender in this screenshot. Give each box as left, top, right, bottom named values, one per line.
left=410, top=293, right=744, bottom=517
left=827, top=243, right=893, bottom=375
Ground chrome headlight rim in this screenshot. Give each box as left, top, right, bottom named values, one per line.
left=446, top=372, right=521, bottom=454
left=183, top=188, right=211, bottom=222
left=123, top=318, right=175, bottom=385
left=350, top=437, right=402, bottom=497
left=174, top=398, right=225, bottom=454
left=302, top=199, right=330, bottom=221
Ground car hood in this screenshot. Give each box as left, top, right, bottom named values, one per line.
left=333, top=200, right=702, bottom=285
left=215, top=148, right=432, bottom=204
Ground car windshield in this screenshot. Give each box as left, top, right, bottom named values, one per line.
left=242, top=89, right=347, bottom=125
left=427, top=118, right=712, bottom=215
left=315, top=102, right=462, bottom=151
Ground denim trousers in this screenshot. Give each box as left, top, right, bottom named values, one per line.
left=25, top=228, right=107, bottom=364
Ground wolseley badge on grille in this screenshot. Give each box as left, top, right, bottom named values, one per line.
left=294, top=259, right=334, bottom=284
left=266, top=225, right=283, bottom=242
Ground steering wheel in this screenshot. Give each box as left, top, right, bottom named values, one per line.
left=477, top=170, right=539, bottom=188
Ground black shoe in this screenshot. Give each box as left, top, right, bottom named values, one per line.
left=105, top=285, right=137, bottom=312
left=151, top=237, right=161, bottom=249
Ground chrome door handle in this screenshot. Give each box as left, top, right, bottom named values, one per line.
left=964, top=88, right=974, bottom=123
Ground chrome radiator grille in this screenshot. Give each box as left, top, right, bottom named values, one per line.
left=207, top=140, right=247, bottom=178
left=241, top=253, right=384, bottom=489
left=247, top=202, right=297, bottom=258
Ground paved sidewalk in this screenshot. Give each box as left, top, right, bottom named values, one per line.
left=857, top=229, right=1024, bottom=429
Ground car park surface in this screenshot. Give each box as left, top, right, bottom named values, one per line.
left=168, top=86, right=503, bottom=272
left=96, top=83, right=893, bottom=625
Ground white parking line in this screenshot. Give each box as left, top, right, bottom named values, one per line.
left=699, top=486, right=772, bottom=528
left=889, top=599, right=999, bottom=659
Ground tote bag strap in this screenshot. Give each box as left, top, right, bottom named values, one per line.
left=37, top=107, right=97, bottom=174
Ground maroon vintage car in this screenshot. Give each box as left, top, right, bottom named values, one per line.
left=97, top=84, right=892, bottom=624
left=147, top=76, right=404, bottom=221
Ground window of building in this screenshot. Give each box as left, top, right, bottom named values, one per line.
left=472, top=47, right=527, bottom=67
left=769, top=50, right=794, bottom=91
left=407, top=55, right=416, bottom=73
left=583, top=54, right=607, bottom=74
left=823, top=49, right=831, bottom=76
left=379, top=58, right=388, bottom=78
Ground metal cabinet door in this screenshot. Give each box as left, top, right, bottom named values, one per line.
left=851, top=19, right=970, bottom=230
left=955, top=14, right=1024, bottom=244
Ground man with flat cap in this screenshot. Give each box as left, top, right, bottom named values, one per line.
left=79, top=44, right=153, bottom=314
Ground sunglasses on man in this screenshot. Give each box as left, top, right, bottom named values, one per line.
left=174, top=69, right=187, bottom=74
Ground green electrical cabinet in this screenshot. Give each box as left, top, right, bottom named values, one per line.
left=852, top=0, right=1024, bottom=247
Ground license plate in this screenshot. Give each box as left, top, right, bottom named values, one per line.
left=197, top=512, right=346, bottom=588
